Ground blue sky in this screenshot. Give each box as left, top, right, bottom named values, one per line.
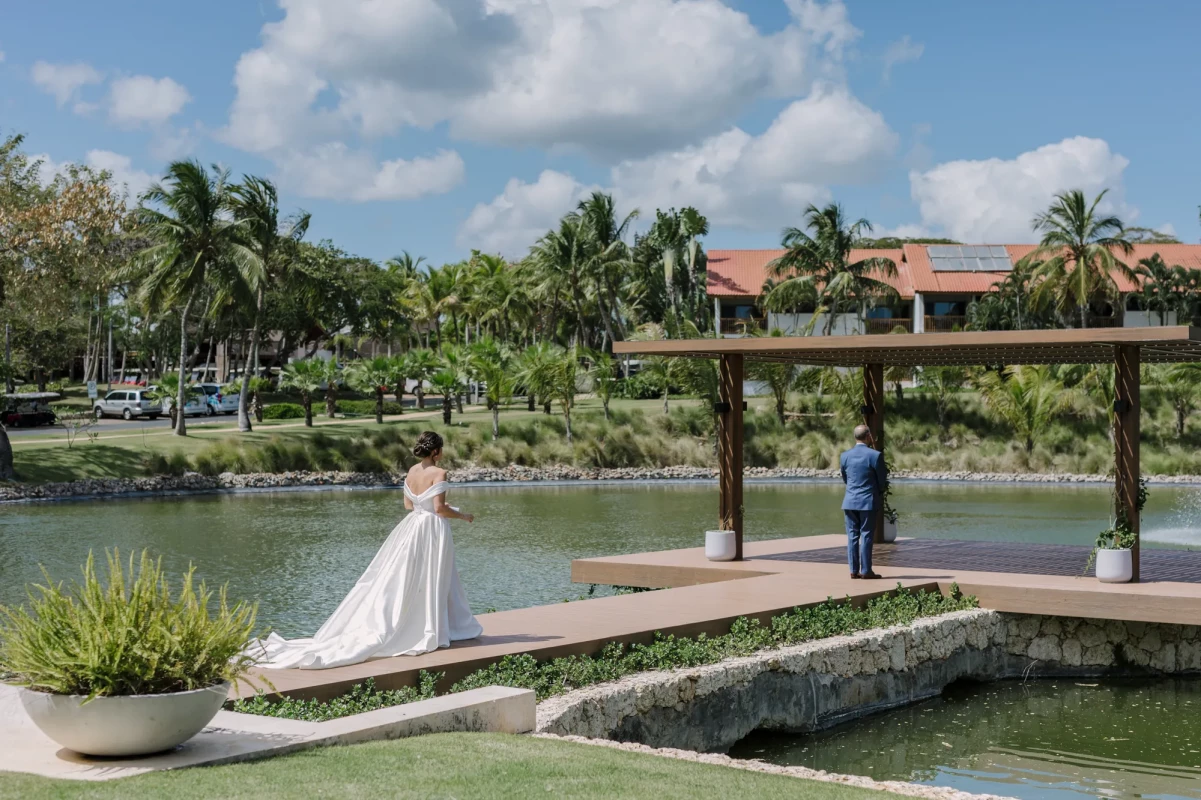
left=4, top=0, right=1198, bottom=265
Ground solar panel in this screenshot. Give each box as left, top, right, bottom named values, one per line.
left=928, top=244, right=1013, bottom=272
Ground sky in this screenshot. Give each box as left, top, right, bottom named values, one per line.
left=3, top=0, right=1199, bottom=266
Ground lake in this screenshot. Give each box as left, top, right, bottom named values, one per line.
left=2, top=480, right=1200, bottom=637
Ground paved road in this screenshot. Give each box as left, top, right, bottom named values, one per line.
left=5, top=413, right=237, bottom=439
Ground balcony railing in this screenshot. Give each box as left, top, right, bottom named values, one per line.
left=924, top=315, right=968, bottom=333
left=717, top=317, right=765, bottom=336
left=865, top=318, right=912, bottom=335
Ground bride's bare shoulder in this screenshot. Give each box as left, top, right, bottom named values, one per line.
left=429, top=466, right=448, bottom=483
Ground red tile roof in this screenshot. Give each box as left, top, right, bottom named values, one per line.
left=707, top=248, right=909, bottom=298
left=709, top=244, right=1201, bottom=300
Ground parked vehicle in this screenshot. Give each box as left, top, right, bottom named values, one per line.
left=2, top=392, right=59, bottom=427
left=93, top=388, right=162, bottom=421
left=146, top=386, right=206, bottom=419
left=198, top=383, right=239, bottom=416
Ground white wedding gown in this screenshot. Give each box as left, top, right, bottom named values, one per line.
left=254, top=480, right=483, bottom=669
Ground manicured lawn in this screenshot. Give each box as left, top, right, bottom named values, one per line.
left=0, top=732, right=893, bottom=799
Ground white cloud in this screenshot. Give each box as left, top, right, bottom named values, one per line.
left=906, top=137, right=1134, bottom=242
left=84, top=150, right=156, bottom=198
left=108, top=75, right=191, bottom=126
left=460, top=84, right=899, bottom=248
left=223, top=0, right=857, bottom=159
left=31, top=61, right=102, bottom=106
left=457, top=170, right=598, bottom=256
left=30, top=150, right=155, bottom=199
left=881, top=35, right=923, bottom=81
left=1158, top=222, right=1178, bottom=238
left=275, top=144, right=465, bottom=202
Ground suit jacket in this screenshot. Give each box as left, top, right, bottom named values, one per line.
left=840, top=443, right=886, bottom=511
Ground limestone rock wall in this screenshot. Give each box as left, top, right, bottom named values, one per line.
left=536, top=609, right=1201, bottom=752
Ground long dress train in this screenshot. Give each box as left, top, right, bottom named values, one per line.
left=253, top=480, right=483, bottom=669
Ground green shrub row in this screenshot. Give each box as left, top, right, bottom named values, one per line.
left=234, top=585, right=976, bottom=721
left=263, top=403, right=307, bottom=420
left=336, top=399, right=406, bottom=417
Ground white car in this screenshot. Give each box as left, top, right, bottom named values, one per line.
left=147, top=386, right=207, bottom=418
left=93, top=388, right=162, bottom=420
left=198, top=383, right=240, bottom=416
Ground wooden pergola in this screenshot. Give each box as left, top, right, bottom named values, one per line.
left=614, top=326, right=1201, bottom=582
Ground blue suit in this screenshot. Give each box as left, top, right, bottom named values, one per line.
left=840, top=443, right=886, bottom=575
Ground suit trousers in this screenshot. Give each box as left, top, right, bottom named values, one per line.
left=844, top=509, right=875, bottom=575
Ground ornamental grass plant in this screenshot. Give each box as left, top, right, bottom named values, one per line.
left=0, top=550, right=261, bottom=699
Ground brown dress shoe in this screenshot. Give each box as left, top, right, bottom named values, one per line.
left=860, top=571, right=883, bottom=580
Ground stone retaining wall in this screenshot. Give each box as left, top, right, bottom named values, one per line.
left=6, top=465, right=1201, bottom=503
left=535, top=609, right=1201, bottom=752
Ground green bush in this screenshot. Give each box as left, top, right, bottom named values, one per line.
left=238, top=585, right=976, bottom=721
left=336, top=399, right=404, bottom=417
left=0, top=550, right=260, bottom=698
left=143, top=450, right=190, bottom=476
left=263, top=402, right=307, bottom=420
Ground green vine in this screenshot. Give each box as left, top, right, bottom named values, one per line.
left=1084, top=476, right=1147, bottom=574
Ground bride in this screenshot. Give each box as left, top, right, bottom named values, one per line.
left=254, top=431, right=484, bottom=669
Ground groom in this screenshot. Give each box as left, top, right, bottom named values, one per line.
left=840, top=424, right=886, bottom=580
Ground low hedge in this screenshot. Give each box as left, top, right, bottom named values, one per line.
left=336, top=399, right=405, bottom=417
left=263, top=403, right=307, bottom=420
left=235, top=585, right=976, bottom=721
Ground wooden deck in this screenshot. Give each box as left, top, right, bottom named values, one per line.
left=243, top=535, right=1201, bottom=702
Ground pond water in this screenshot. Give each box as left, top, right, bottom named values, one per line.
left=728, top=679, right=1201, bottom=800
left=2, top=481, right=1200, bottom=637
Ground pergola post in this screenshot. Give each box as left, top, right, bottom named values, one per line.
left=717, top=354, right=745, bottom=560
left=1114, top=345, right=1141, bottom=582
left=863, top=363, right=886, bottom=544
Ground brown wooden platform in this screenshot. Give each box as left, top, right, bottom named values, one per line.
left=243, top=535, right=1201, bottom=703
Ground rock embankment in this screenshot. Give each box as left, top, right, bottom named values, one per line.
left=4, top=465, right=1201, bottom=503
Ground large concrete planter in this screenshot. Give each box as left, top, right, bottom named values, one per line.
left=882, top=519, right=897, bottom=543
left=20, top=681, right=229, bottom=757
left=1095, top=548, right=1133, bottom=583
left=705, top=530, right=737, bottom=561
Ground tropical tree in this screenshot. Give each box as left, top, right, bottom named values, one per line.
left=976, top=366, right=1075, bottom=454
left=916, top=366, right=967, bottom=428
left=767, top=203, right=898, bottom=336
left=128, top=160, right=252, bottom=436
left=1134, top=253, right=1185, bottom=326
left=430, top=370, right=459, bottom=425
left=530, top=215, right=590, bottom=346
left=403, top=348, right=440, bottom=409
left=550, top=348, right=580, bottom=444
left=470, top=339, right=514, bottom=440
left=278, top=358, right=325, bottom=427
left=514, top=342, right=559, bottom=414
left=1155, top=364, right=1201, bottom=437
left=228, top=175, right=310, bottom=432
left=347, top=356, right=396, bottom=424
left=245, top=375, right=271, bottom=423
left=322, top=358, right=341, bottom=418
left=1024, top=189, right=1135, bottom=328
left=587, top=350, right=618, bottom=421
left=578, top=192, right=638, bottom=347
left=387, top=353, right=407, bottom=412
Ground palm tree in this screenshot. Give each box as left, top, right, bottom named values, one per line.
left=228, top=175, right=310, bottom=432
left=586, top=350, right=617, bottom=421
left=916, top=366, right=966, bottom=428
left=245, top=375, right=271, bottom=423
left=578, top=192, right=638, bottom=347
left=1156, top=364, right=1201, bottom=437
left=768, top=203, right=898, bottom=336
left=440, top=344, right=471, bottom=414
left=1024, top=189, right=1135, bottom=328
left=976, top=366, right=1075, bottom=454
left=514, top=342, right=559, bottom=414
left=129, top=160, right=252, bottom=436
left=550, top=348, right=580, bottom=444
left=347, top=356, right=395, bottom=424
left=430, top=370, right=459, bottom=425
left=470, top=338, right=514, bottom=440
left=385, top=251, right=426, bottom=280
left=1134, top=253, right=1185, bottom=326
left=403, top=348, right=440, bottom=409
left=321, top=358, right=340, bottom=418
left=278, top=358, right=325, bottom=427
left=530, top=215, right=590, bottom=346
left=387, top=353, right=407, bottom=412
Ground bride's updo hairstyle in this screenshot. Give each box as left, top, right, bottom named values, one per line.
left=412, top=431, right=444, bottom=459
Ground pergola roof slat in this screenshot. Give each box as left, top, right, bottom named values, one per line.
left=613, top=326, right=1201, bottom=367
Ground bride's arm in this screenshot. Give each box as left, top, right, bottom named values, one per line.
left=433, top=492, right=474, bottom=522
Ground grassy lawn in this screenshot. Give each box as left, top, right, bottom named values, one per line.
left=0, top=733, right=893, bottom=799
left=6, top=396, right=724, bottom=483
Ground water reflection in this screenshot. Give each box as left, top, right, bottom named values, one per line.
left=729, top=679, right=1201, bottom=800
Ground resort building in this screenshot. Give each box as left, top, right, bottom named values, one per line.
left=708, top=243, right=1201, bottom=337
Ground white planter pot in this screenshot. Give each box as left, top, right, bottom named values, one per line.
left=705, top=530, right=737, bottom=561
left=20, top=681, right=229, bottom=757
left=1095, top=548, right=1133, bottom=583
left=882, top=519, right=897, bottom=543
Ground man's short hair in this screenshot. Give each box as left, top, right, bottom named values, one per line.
left=853, top=424, right=871, bottom=442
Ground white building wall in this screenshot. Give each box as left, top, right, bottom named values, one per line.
left=1124, top=310, right=1178, bottom=328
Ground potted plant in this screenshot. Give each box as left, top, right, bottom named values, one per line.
left=0, top=550, right=262, bottom=757
left=1087, top=477, right=1147, bottom=584
left=705, top=529, right=738, bottom=561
